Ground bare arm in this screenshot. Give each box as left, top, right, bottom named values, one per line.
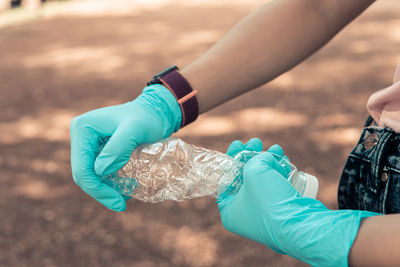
left=181, top=0, right=376, bottom=113
left=349, top=215, right=400, bottom=267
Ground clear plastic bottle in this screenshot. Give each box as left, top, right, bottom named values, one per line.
left=101, top=138, right=318, bottom=203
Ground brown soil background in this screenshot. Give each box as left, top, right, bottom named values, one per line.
left=1, top=1, right=399, bottom=266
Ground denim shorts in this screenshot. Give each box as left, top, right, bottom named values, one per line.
left=338, top=116, right=400, bottom=214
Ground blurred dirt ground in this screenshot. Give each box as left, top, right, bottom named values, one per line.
left=0, top=0, right=400, bottom=266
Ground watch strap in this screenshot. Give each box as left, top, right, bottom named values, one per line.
left=159, top=70, right=199, bottom=128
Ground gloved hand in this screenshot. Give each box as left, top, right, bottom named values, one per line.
left=218, top=140, right=380, bottom=267
left=225, top=138, right=264, bottom=157
left=70, top=84, right=182, bottom=211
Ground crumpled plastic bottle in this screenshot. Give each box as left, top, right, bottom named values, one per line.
left=101, top=138, right=318, bottom=203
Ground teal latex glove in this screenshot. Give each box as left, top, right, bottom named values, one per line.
left=70, top=84, right=181, bottom=211
left=218, top=141, right=380, bottom=267
left=225, top=138, right=264, bottom=157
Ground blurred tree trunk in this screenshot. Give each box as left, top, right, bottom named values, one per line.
left=23, top=0, right=41, bottom=10
left=0, top=0, right=11, bottom=11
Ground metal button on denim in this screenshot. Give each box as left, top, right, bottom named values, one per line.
left=364, top=132, right=378, bottom=150
left=381, top=172, right=388, bottom=182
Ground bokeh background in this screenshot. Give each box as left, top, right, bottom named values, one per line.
left=0, top=0, right=399, bottom=266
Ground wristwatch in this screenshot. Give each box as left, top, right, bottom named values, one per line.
left=147, top=65, right=199, bottom=128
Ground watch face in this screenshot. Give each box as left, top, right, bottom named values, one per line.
left=156, top=65, right=178, bottom=78
left=147, top=65, right=178, bottom=86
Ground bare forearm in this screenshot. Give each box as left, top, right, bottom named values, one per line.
left=349, top=214, right=400, bottom=266
left=181, top=0, right=375, bottom=113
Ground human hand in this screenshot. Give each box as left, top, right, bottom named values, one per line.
left=225, top=138, right=264, bottom=158
left=70, top=84, right=181, bottom=211
left=218, top=141, right=379, bottom=266
left=367, top=62, right=400, bottom=131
